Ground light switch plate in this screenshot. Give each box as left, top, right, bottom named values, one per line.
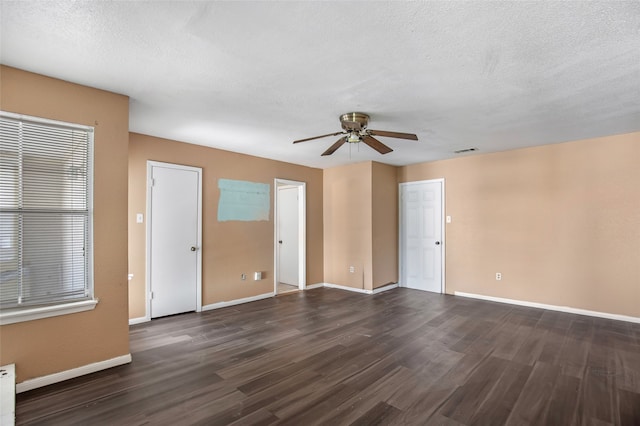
left=136, top=213, right=144, bottom=223
left=446, top=215, right=452, bottom=223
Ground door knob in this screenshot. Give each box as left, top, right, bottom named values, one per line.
left=278, top=240, right=283, bottom=244
left=190, top=246, right=197, bottom=251
left=435, top=241, right=441, bottom=245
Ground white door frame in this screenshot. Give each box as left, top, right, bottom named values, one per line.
left=399, top=178, right=446, bottom=293
left=274, top=179, right=306, bottom=293
left=145, top=161, right=203, bottom=321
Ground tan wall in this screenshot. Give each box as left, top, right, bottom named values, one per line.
left=372, top=162, right=399, bottom=288
left=323, top=162, right=373, bottom=290
left=399, top=132, right=640, bottom=317
left=128, top=133, right=323, bottom=317
left=0, top=66, right=130, bottom=382
left=323, top=161, right=399, bottom=290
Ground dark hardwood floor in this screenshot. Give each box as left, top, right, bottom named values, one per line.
left=16, top=288, right=640, bottom=425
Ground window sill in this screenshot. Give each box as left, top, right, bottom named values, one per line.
left=0, top=299, right=98, bottom=326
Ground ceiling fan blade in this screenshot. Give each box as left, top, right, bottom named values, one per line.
left=321, top=136, right=347, bottom=156
left=368, top=129, right=418, bottom=140
left=293, top=131, right=344, bottom=144
left=362, top=135, right=393, bottom=154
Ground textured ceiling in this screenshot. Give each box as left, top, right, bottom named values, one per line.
left=2, top=1, right=639, bottom=169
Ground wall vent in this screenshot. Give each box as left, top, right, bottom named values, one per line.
left=454, top=147, right=478, bottom=154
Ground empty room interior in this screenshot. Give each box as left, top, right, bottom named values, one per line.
left=0, top=2, right=639, bottom=425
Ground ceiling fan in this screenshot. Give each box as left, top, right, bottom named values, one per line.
left=293, top=112, right=418, bottom=156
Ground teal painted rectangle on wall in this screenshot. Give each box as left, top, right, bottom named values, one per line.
left=217, top=179, right=270, bottom=221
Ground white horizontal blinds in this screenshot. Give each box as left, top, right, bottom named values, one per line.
left=0, top=113, right=93, bottom=308
left=0, top=118, right=21, bottom=305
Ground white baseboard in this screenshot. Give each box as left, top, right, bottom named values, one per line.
left=16, top=354, right=132, bottom=393
left=158, top=283, right=395, bottom=318
left=323, top=282, right=399, bottom=295
left=304, top=283, right=324, bottom=290
left=454, top=291, right=640, bottom=324
left=128, top=316, right=149, bottom=325
left=372, top=283, right=399, bottom=294
left=323, top=283, right=371, bottom=294
left=202, top=292, right=274, bottom=311
left=133, top=285, right=322, bottom=322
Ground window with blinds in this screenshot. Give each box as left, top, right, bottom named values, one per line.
left=0, top=111, right=94, bottom=309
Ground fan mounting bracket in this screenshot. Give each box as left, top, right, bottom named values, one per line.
left=340, top=112, right=370, bottom=131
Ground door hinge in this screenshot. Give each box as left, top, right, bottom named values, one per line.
left=150, top=178, right=155, bottom=187
left=149, top=291, right=154, bottom=300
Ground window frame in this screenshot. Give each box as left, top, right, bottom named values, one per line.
left=0, top=111, right=97, bottom=325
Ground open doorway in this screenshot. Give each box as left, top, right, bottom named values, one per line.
left=274, top=179, right=306, bottom=295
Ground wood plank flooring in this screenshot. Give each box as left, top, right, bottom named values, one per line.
left=16, top=288, right=640, bottom=425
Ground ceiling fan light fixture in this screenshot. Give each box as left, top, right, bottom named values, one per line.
left=347, top=132, right=361, bottom=143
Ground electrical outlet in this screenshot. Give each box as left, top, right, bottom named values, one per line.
left=241, top=273, right=246, bottom=280
left=496, top=272, right=502, bottom=281
left=254, top=272, right=262, bottom=281
left=349, top=266, right=355, bottom=273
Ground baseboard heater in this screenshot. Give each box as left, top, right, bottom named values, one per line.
left=0, top=364, right=15, bottom=426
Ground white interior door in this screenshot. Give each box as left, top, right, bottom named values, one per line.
left=400, top=180, right=444, bottom=293
left=149, top=162, right=201, bottom=318
left=277, top=186, right=299, bottom=286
